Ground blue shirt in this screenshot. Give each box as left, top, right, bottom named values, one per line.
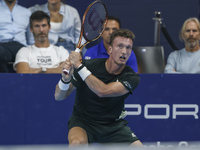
left=0, top=0, right=32, bottom=46
left=83, top=41, right=138, bottom=72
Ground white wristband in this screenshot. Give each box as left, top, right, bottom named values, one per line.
left=58, top=79, right=70, bottom=90
left=78, top=66, right=91, bottom=81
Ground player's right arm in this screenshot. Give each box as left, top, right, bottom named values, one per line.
left=54, top=59, right=76, bottom=101
left=54, top=82, right=76, bottom=101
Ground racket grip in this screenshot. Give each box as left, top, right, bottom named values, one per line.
left=63, top=69, right=69, bottom=75
left=62, top=48, right=80, bottom=75
left=75, top=48, right=80, bottom=52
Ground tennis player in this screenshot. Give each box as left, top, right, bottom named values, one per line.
left=54, top=29, right=142, bottom=146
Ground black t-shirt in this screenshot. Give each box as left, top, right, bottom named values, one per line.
left=71, top=58, right=140, bottom=123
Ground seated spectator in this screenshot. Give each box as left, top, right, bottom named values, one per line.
left=29, top=0, right=82, bottom=53
left=13, top=11, right=69, bottom=74
left=164, top=17, right=200, bottom=73
left=83, top=16, right=138, bottom=72
left=0, top=0, right=33, bottom=73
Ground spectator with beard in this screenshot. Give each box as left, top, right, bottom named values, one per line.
left=13, top=11, right=69, bottom=73
left=164, top=17, right=200, bottom=73
left=29, top=0, right=82, bottom=54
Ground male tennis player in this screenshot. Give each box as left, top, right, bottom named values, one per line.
left=55, top=29, right=142, bottom=146
left=83, top=16, right=138, bottom=72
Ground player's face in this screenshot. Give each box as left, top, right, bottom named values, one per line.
left=101, top=20, right=120, bottom=44
left=31, top=19, right=50, bottom=42
left=183, top=21, right=200, bottom=48
left=109, top=36, right=132, bottom=66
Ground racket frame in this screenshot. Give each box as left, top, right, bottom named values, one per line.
left=77, top=0, right=108, bottom=51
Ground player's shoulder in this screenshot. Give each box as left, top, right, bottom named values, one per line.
left=82, top=58, right=106, bottom=66
left=123, top=65, right=139, bottom=77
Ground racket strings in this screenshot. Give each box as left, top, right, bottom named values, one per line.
left=83, top=2, right=107, bottom=41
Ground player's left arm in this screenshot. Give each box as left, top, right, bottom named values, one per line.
left=85, top=76, right=130, bottom=97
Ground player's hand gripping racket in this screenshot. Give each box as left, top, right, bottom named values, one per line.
left=63, top=0, right=108, bottom=74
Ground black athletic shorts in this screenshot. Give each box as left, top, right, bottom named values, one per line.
left=68, top=114, right=139, bottom=144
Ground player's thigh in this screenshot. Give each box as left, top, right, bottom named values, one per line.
left=68, top=126, right=88, bottom=145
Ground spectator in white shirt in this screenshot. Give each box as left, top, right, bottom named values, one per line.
left=29, top=0, right=82, bottom=53
left=14, top=11, right=69, bottom=74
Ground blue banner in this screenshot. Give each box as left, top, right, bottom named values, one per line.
left=0, top=74, right=199, bottom=145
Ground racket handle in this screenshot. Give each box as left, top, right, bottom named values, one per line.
left=75, top=48, right=80, bottom=52
left=63, top=69, right=69, bottom=75
left=62, top=48, right=81, bottom=75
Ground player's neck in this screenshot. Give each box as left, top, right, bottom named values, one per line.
left=105, top=59, right=125, bottom=75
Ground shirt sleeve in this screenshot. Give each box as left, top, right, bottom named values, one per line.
left=13, top=47, right=29, bottom=70
left=120, top=71, right=140, bottom=94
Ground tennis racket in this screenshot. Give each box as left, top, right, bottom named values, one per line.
left=63, top=0, right=108, bottom=74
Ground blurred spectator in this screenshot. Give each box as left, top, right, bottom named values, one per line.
left=14, top=11, right=69, bottom=74
left=164, top=17, right=200, bottom=73
left=29, top=0, right=82, bottom=53
left=0, top=0, right=33, bottom=73
left=83, top=16, right=138, bottom=72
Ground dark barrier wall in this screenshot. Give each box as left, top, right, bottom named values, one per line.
left=18, top=0, right=199, bottom=60
left=0, top=74, right=199, bottom=145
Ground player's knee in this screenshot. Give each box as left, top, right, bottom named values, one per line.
left=69, top=136, right=88, bottom=146
left=130, top=140, right=143, bottom=147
